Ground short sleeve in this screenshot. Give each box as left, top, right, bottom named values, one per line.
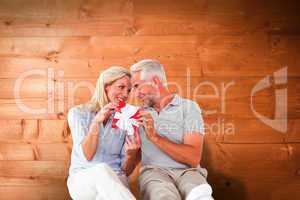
left=68, top=107, right=89, bottom=146
left=183, top=101, right=205, bottom=135
left=68, top=107, right=90, bottom=161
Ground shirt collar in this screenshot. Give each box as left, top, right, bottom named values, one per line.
left=169, top=94, right=181, bottom=106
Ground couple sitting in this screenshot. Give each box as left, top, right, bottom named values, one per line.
left=67, top=59, right=214, bottom=200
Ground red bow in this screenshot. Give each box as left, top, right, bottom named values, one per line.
left=112, top=100, right=141, bottom=145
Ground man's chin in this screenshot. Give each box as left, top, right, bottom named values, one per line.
left=143, top=100, right=154, bottom=107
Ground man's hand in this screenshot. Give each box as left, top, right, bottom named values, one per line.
left=137, top=111, right=159, bottom=142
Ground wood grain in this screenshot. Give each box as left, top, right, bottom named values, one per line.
left=0, top=0, right=299, bottom=199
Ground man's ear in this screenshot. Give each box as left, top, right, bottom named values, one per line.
left=152, top=76, right=161, bottom=86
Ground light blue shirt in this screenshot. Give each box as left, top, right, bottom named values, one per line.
left=140, top=94, right=205, bottom=169
left=67, top=107, right=126, bottom=177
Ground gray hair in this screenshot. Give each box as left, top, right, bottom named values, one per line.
left=130, top=59, right=167, bottom=85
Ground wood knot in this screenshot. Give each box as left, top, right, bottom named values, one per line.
left=57, top=112, right=65, bottom=119
left=45, top=51, right=59, bottom=63
left=4, top=20, right=13, bottom=26
left=225, top=180, right=232, bottom=187
left=123, top=26, right=137, bottom=36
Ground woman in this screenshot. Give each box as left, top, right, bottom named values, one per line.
left=67, top=66, right=140, bottom=200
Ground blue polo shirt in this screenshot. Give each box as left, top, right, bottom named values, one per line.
left=140, top=94, right=205, bottom=169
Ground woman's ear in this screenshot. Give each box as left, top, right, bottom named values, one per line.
left=105, top=85, right=111, bottom=93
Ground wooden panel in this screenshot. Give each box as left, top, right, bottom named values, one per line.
left=0, top=58, right=102, bottom=78
left=0, top=161, right=68, bottom=179
left=23, top=120, right=39, bottom=141
left=2, top=5, right=297, bottom=37
left=203, top=142, right=300, bottom=200
left=36, top=143, right=70, bottom=161
left=0, top=0, right=299, bottom=200
left=2, top=75, right=294, bottom=120
left=0, top=177, right=69, bottom=200
left=211, top=143, right=299, bottom=178
left=72, top=76, right=299, bottom=101
left=39, top=120, right=68, bottom=142
left=0, top=143, right=34, bottom=160
left=286, top=120, right=300, bottom=142
left=0, top=132, right=70, bottom=162
left=0, top=0, right=81, bottom=19
left=0, top=0, right=133, bottom=37
left=208, top=174, right=300, bottom=200
left=0, top=99, right=66, bottom=119
left=134, top=0, right=206, bottom=15
left=200, top=35, right=300, bottom=77
left=0, top=78, right=48, bottom=99
left=0, top=18, right=131, bottom=37
left=134, top=13, right=270, bottom=36
left=1, top=76, right=298, bottom=113
left=203, top=63, right=300, bottom=77
left=134, top=1, right=300, bottom=36
left=0, top=36, right=199, bottom=59
left=0, top=120, right=38, bottom=142
left=204, top=117, right=289, bottom=143
left=0, top=91, right=298, bottom=120
left=0, top=57, right=202, bottom=78
left=0, top=120, right=23, bottom=141
left=198, top=94, right=299, bottom=119
left=221, top=118, right=299, bottom=143
left=0, top=0, right=131, bottom=19
left=0, top=94, right=297, bottom=120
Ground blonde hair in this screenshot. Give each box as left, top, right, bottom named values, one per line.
left=80, top=66, right=131, bottom=112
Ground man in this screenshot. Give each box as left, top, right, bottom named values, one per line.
left=130, top=59, right=214, bottom=200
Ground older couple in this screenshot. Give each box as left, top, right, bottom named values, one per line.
left=67, top=59, right=214, bottom=200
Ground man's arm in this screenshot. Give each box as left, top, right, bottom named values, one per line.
left=147, top=131, right=203, bottom=167
left=154, top=133, right=203, bottom=167
left=138, top=111, right=204, bottom=167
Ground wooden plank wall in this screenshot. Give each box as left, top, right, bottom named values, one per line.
left=0, top=0, right=299, bottom=199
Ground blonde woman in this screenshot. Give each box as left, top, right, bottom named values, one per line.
left=67, top=66, right=140, bottom=200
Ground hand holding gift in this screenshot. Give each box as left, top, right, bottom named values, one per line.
left=112, top=100, right=141, bottom=145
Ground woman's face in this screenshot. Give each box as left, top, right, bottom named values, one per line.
left=105, top=75, right=131, bottom=103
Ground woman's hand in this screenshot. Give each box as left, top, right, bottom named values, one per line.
left=93, top=103, right=116, bottom=123
left=124, top=135, right=141, bottom=158
left=122, top=134, right=141, bottom=176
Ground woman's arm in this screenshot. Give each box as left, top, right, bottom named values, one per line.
left=121, top=136, right=141, bottom=176
left=81, top=121, right=101, bottom=161
left=122, top=150, right=141, bottom=176
left=81, top=103, right=116, bottom=161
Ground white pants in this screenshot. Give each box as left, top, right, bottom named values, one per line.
left=67, top=163, right=136, bottom=200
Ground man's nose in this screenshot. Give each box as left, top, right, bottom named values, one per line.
left=122, top=91, right=129, bottom=99
left=137, top=90, right=145, bottom=99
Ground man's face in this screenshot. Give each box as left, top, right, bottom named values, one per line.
left=131, top=71, right=159, bottom=107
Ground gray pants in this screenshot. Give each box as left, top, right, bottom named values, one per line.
left=138, top=165, right=211, bottom=200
